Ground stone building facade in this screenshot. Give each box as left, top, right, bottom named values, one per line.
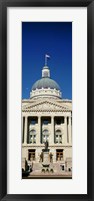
left=22, top=64, right=72, bottom=172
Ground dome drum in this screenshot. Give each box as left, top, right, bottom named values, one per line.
left=30, top=88, right=62, bottom=99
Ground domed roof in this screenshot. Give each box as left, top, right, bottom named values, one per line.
left=32, top=77, right=60, bottom=91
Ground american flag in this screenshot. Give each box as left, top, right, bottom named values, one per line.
left=45, top=54, right=50, bottom=58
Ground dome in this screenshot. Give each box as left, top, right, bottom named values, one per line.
left=32, top=77, right=61, bottom=91
left=30, top=60, right=62, bottom=99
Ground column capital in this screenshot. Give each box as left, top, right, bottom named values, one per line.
left=51, top=116, right=54, bottom=119
left=24, top=116, right=28, bottom=120
left=38, top=116, right=41, bottom=119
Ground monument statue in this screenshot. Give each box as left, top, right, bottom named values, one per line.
left=42, top=140, right=54, bottom=172
left=44, top=140, right=49, bottom=151
left=40, top=152, right=43, bottom=162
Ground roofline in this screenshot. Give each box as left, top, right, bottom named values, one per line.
left=22, top=98, right=72, bottom=103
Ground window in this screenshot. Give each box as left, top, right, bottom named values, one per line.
left=28, top=149, right=35, bottom=161
left=56, top=149, right=63, bottom=161
left=56, top=119, right=61, bottom=125
left=29, top=129, right=36, bottom=144
left=62, top=165, right=64, bottom=170
left=56, top=130, right=61, bottom=134
left=55, top=117, right=64, bottom=124
left=62, top=117, right=64, bottom=123
left=43, top=120, right=49, bottom=125
left=29, top=117, right=38, bottom=125
left=42, top=117, right=51, bottom=125
left=44, top=71, right=48, bottom=77
left=42, top=129, right=49, bottom=143
left=43, top=129, right=48, bottom=135
left=31, top=120, right=37, bottom=125
left=55, top=130, right=62, bottom=144
left=30, top=129, right=36, bottom=134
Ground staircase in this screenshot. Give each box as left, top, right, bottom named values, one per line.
left=33, top=162, right=42, bottom=172
left=53, top=163, right=62, bottom=173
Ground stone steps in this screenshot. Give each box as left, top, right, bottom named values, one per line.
left=32, top=162, right=62, bottom=172
left=53, top=163, right=62, bottom=172
left=33, top=162, right=42, bottom=171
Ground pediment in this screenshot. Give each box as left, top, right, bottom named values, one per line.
left=22, top=100, right=71, bottom=112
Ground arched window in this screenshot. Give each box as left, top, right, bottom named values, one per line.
left=29, top=129, right=36, bottom=144
left=56, top=129, right=61, bottom=134
left=55, top=130, right=62, bottom=144
left=30, top=129, right=36, bottom=134
left=42, top=129, right=49, bottom=143
left=43, top=129, right=49, bottom=135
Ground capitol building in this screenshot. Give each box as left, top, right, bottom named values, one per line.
left=22, top=61, right=72, bottom=175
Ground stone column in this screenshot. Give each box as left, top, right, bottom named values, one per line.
left=64, top=116, right=67, bottom=144
left=37, top=116, right=41, bottom=144
left=51, top=116, right=54, bottom=144
left=24, top=116, right=28, bottom=144
left=69, top=116, right=72, bottom=144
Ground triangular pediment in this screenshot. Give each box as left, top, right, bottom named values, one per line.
left=22, top=99, right=71, bottom=112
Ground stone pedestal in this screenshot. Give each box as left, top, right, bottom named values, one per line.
left=43, top=151, right=50, bottom=165
left=41, top=145, right=54, bottom=173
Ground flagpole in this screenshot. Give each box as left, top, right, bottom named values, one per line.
left=45, top=54, right=50, bottom=66
left=45, top=55, right=47, bottom=66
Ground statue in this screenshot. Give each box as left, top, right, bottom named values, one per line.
left=44, top=140, right=49, bottom=151
left=40, top=152, right=43, bottom=162
left=49, top=152, right=53, bottom=162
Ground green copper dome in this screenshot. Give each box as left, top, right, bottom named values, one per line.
left=32, top=77, right=60, bottom=91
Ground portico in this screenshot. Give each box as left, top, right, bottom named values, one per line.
left=22, top=114, right=72, bottom=146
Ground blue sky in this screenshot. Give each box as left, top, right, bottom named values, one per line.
left=22, top=22, right=72, bottom=99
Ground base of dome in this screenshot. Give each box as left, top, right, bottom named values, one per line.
left=30, top=88, right=62, bottom=99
